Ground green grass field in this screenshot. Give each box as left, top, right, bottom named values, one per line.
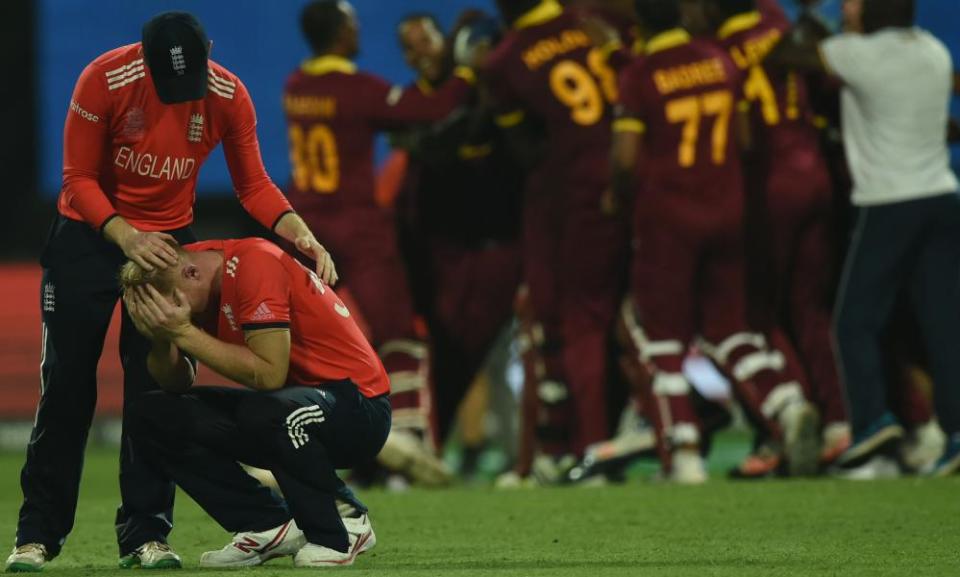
left=1, top=445, right=957, bottom=577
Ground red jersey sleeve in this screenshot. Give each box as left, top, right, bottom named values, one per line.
left=364, top=70, right=474, bottom=131
left=234, top=249, right=292, bottom=330
left=222, top=79, right=294, bottom=231
left=60, top=62, right=116, bottom=229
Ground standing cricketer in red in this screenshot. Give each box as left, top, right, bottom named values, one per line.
left=282, top=0, right=475, bottom=484
left=8, top=11, right=336, bottom=573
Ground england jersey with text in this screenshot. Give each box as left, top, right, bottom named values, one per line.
left=58, top=43, right=291, bottom=231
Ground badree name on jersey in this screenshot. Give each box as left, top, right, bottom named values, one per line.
left=653, top=58, right=728, bottom=96
left=284, top=95, right=337, bottom=118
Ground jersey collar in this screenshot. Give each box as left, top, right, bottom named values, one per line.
left=301, top=55, right=357, bottom=76
left=513, top=0, right=563, bottom=30
left=717, top=11, right=762, bottom=40
left=645, top=28, right=691, bottom=55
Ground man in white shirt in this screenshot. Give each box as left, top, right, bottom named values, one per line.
left=772, top=0, right=960, bottom=477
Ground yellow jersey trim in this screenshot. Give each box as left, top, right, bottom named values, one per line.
left=717, top=11, right=762, bottom=40
left=613, top=118, right=646, bottom=134
left=495, top=110, right=526, bottom=128
left=416, top=78, right=435, bottom=95
left=645, top=29, right=691, bottom=56
left=454, top=66, right=477, bottom=85
left=458, top=143, right=494, bottom=159
left=301, top=55, right=357, bottom=76
left=514, top=0, right=563, bottom=30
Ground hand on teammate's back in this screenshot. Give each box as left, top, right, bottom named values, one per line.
left=295, top=236, right=339, bottom=286
left=120, top=231, right=180, bottom=272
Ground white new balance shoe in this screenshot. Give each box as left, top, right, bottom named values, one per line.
left=343, top=514, right=376, bottom=555
left=199, top=519, right=305, bottom=568
left=294, top=514, right=376, bottom=568
left=5, top=544, right=48, bottom=573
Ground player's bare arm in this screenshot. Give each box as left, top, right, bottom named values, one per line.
left=132, top=284, right=291, bottom=391
left=273, top=211, right=338, bottom=286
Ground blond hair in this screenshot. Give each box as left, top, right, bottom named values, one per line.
left=117, top=241, right=185, bottom=294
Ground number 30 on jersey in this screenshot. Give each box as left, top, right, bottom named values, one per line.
left=289, top=124, right=339, bottom=194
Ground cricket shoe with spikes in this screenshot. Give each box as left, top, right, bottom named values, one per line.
left=118, top=542, right=181, bottom=570
left=199, top=520, right=305, bottom=568
left=5, top=544, right=48, bottom=573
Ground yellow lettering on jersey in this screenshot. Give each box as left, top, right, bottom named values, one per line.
left=284, top=95, right=337, bottom=118
left=728, top=28, right=782, bottom=70
left=653, top=58, right=727, bottom=96
left=522, top=29, right=591, bottom=71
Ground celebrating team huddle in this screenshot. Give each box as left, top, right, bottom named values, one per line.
left=8, top=0, right=960, bottom=572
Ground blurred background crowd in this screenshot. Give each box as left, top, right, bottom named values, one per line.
left=0, top=0, right=958, bottom=487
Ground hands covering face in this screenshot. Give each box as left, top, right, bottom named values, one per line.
left=124, top=284, right=193, bottom=341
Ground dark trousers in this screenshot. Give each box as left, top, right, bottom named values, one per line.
left=834, top=192, right=960, bottom=437
left=130, top=383, right=391, bottom=553
left=17, top=216, right=195, bottom=557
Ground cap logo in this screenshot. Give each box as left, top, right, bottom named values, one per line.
left=170, top=46, right=186, bottom=75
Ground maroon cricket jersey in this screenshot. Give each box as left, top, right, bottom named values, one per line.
left=282, top=55, right=471, bottom=214
left=714, top=6, right=821, bottom=161
left=616, top=29, right=743, bottom=196
left=484, top=0, right=618, bottom=182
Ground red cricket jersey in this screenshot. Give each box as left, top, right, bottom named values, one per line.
left=483, top=0, right=618, bottom=182
left=616, top=29, right=744, bottom=197
left=59, top=43, right=292, bottom=231
left=186, top=238, right=390, bottom=398
left=282, top=55, right=472, bottom=215
left=714, top=6, right=821, bottom=162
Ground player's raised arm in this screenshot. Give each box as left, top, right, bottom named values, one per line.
left=60, top=63, right=115, bottom=230
left=222, top=80, right=338, bottom=285
left=366, top=69, right=476, bottom=131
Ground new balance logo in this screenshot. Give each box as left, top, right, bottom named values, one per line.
left=170, top=46, right=186, bottom=75
left=226, top=256, right=239, bottom=277
left=250, top=302, right=275, bottom=322
left=286, top=405, right=325, bottom=449
left=233, top=537, right=261, bottom=554
left=187, top=113, right=203, bottom=143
